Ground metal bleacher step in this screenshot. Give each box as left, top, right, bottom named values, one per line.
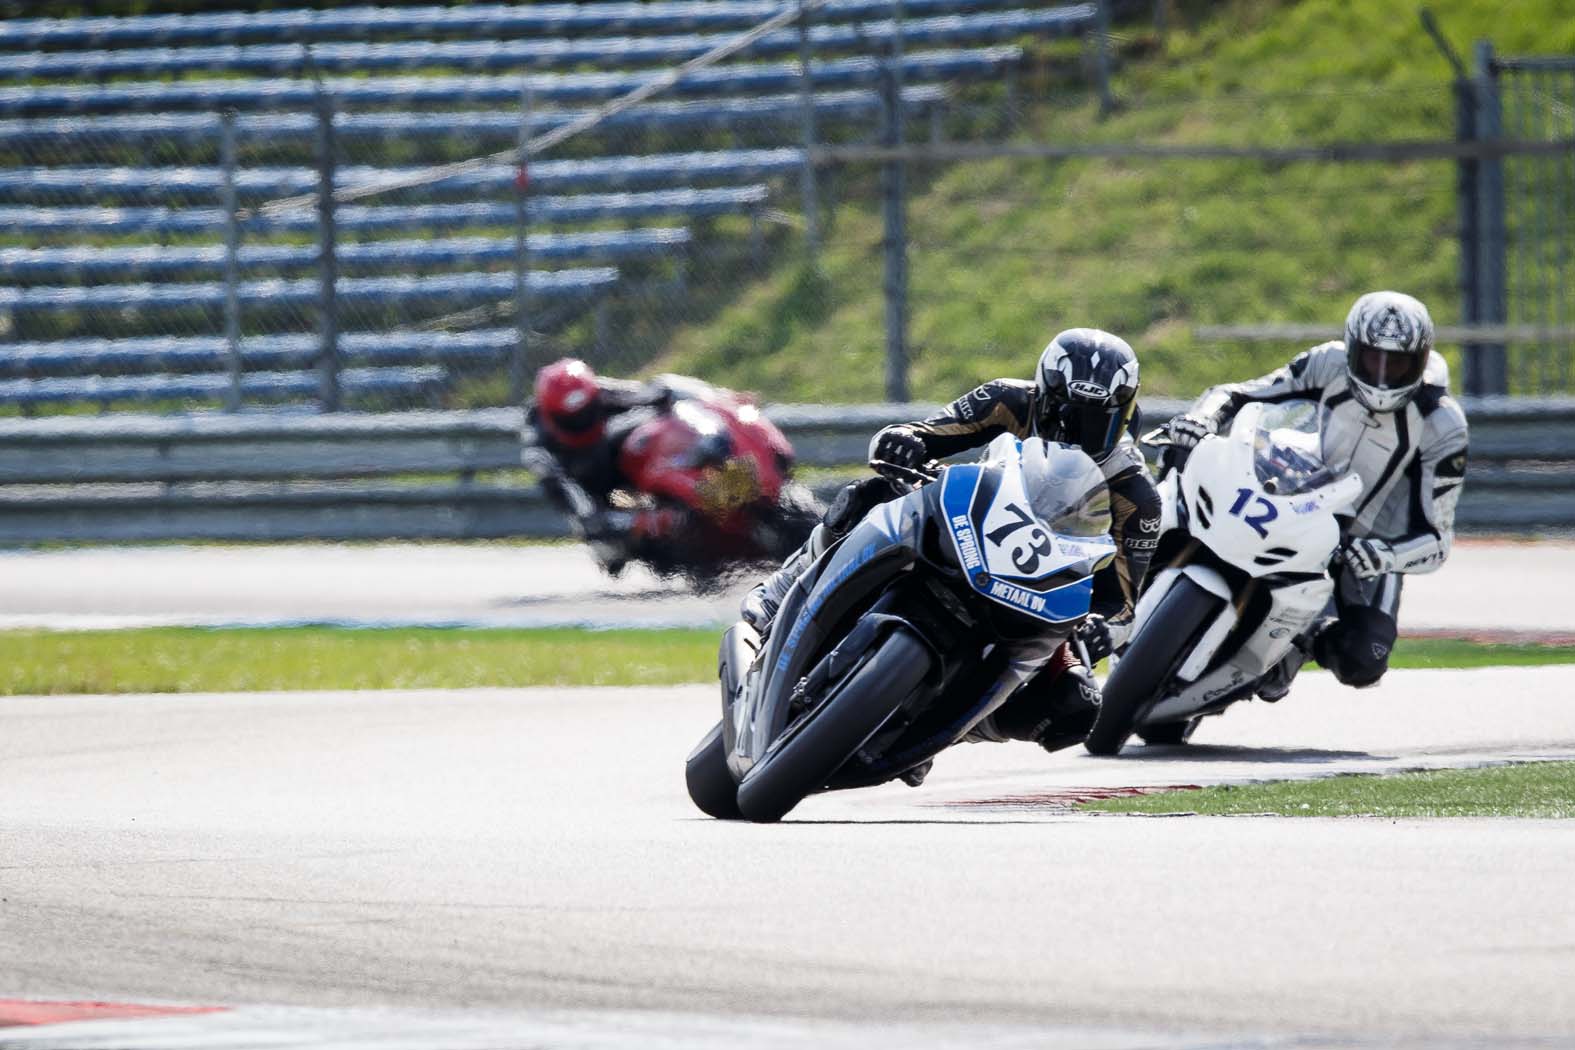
left=0, top=186, right=771, bottom=235
left=0, top=46, right=1021, bottom=116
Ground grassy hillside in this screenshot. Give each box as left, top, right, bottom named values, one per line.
left=653, top=0, right=1575, bottom=402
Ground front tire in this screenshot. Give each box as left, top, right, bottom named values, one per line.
left=736, top=629, right=931, bottom=823
left=685, top=721, right=743, bottom=820
left=1084, top=577, right=1224, bottom=756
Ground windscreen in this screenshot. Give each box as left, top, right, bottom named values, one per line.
left=1018, top=439, right=1112, bottom=538
left=1251, top=400, right=1342, bottom=496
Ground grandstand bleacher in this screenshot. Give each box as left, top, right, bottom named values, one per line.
left=0, top=11, right=1091, bottom=81
left=0, top=0, right=1108, bottom=412
left=0, top=48, right=1023, bottom=117
left=0, top=89, right=949, bottom=147
left=0, top=0, right=1054, bottom=50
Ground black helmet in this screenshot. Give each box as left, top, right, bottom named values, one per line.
left=1033, top=328, right=1140, bottom=460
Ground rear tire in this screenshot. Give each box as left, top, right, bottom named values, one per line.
left=1084, top=577, right=1224, bottom=756
left=1138, top=717, right=1201, bottom=746
left=685, top=721, right=743, bottom=820
left=736, top=629, right=931, bottom=823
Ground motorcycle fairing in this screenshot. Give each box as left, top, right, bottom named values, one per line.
left=939, top=454, right=1113, bottom=626
left=729, top=511, right=924, bottom=777
left=1177, top=408, right=1363, bottom=579
left=1123, top=563, right=1336, bottom=728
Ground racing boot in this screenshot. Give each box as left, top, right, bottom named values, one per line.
left=739, top=524, right=828, bottom=635
left=899, top=758, right=934, bottom=787
left=975, top=644, right=1100, bottom=754
left=1255, top=633, right=1316, bottom=702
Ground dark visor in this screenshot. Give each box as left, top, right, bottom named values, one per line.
left=1046, top=400, right=1126, bottom=456
left=1349, top=342, right=1426, bottom=389
left=552, top=401, right=602, bottom=433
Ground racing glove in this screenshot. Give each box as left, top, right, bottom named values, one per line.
left=1074, top=614, right=1122, bottom=664
left=1338, top=537, right=1396, bottom=580
left=1166, top=413, right=1215, bottom=450
left=868, top=425, right=928, bottom=471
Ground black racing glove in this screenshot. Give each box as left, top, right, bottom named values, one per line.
left=1074, top=614, right=1115, bottom=664
left=868, top=425, right=927, bottom=471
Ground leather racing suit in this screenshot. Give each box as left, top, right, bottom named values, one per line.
left=810, top=378, right=1163, bottom=751
left=526, top=376, right=694, bottom=565
left=1187, top=342, right=1469, bottom=687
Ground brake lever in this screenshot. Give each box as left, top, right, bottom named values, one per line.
left=868, top=458, right=941, bottom=490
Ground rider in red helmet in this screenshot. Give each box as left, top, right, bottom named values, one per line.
left=526, top=358, right=692, bottom=574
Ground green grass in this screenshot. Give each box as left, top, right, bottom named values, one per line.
left=0, top=626, right=718, bottom=695
left=0, top=628, right=1571, bottom=697
left=1082, top=761, right=1575, bottom=818
left=652, top=0, right=1575, bottom=400
left=1381, top=639, right=1575, bottom=670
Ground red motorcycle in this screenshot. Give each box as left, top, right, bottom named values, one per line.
left=536, top=378, right=823, bottom=583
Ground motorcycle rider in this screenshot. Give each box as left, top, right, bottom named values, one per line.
left=740, top=328, right=1163, bottom=754
left=526, top=358, right=695, bottom=573
left=1164, top=290, right=1469, bottom=698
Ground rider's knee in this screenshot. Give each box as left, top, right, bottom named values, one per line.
left=824, top=475, right=903, bottom=537
left=1314, top=606, right=1397, bottom=688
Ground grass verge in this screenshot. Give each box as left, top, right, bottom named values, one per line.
left=0, top=626, right=717, bottom=695
left=0, top=629, right=1571, bottom=697
left=1082, top=762, right=1575, bottom=818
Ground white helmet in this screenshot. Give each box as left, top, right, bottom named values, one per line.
left=1343, top=291, right=1434, bottom=413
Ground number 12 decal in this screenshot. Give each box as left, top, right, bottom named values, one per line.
left=1228, top=487, right=1279, bottom=538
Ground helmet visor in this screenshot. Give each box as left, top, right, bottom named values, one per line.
left=550, top=401, right=602, bottom=434
left=1349, top=342, right=1426, bottom=390
left=1043, top=399, right=1130, bottom=457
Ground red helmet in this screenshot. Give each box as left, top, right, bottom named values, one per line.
left=533, top=358, right=604, bottom=449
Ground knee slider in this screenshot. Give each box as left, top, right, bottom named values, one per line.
left=1314, top=606, right=1396, bottom=688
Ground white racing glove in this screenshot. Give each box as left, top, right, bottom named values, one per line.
left=1166, top=413, right=1215, bottom=449
left=1339, top=537, right=1396, bottom=580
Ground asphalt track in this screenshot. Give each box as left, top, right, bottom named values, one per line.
left=4, top=666, right=1575, bottom=1047
left=0, top=537, right=1571, bottom=635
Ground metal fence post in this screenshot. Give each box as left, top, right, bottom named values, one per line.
left=512, top=86, right=534, bottom=406
left=881, top=0, right=909, bottom=402
left=1093, top=0, right=1115, bottom=116
left=219, top=109, right=243, bottom=412
left=312, top=72, right=341, bottom=412
left=796, top=0, right=821, bottom=261
left=1472, top=39, right=1509, bottom=395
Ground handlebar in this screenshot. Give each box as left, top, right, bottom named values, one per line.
left=868, top=458, right=941, bottom=489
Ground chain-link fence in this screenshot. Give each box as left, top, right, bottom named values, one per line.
left=1, top=3, right=1570, bottom=417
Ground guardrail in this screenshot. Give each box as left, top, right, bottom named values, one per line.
left=0, top=398, right=1569, bottom=542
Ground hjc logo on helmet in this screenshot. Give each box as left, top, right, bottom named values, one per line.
left=1068, top=380, right=1110, bottom=400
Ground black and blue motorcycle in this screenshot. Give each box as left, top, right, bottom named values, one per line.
left=685, top=434, right=1117, bottom=823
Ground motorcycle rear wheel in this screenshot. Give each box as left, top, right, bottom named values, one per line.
left=685, top=721, right=744, bottom=820
left=736, top=628, right=931, bottom=823
left=1084, top=577, right=1223, bottom=756
left=1137, top=717, right=1202, bottom=746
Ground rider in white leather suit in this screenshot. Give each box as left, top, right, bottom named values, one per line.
left=1166, top=291, right=1469, bottom=697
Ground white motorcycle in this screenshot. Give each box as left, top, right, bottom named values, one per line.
left=1084, top=400, right=1363, bottom=754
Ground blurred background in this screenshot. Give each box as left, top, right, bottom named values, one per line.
left=0, top=0, right=1570, bottom=546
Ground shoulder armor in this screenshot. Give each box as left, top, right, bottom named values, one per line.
left=954, top=378, right=1034, bottom=428
left=1421, top=391, right=1469, bottom=447
left=1301, top=341, right=1348, bottom=385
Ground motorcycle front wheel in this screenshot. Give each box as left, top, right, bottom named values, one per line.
left=736, top=628, right=931, bottom=823
left=685, top=720, right=744, bottom=820
left=1084, top=576, right=1224, bottom=756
